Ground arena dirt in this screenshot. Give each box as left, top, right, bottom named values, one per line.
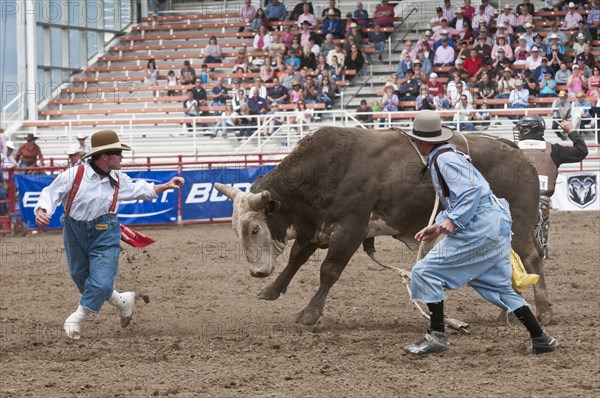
left=1, top=212, right=599, bottom=397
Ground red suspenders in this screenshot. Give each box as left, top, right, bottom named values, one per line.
left=65, top=164, right=120, bottom=216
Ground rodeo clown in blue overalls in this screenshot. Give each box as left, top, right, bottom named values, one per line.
left=35, top=130, right=184, bottom=339
left=403, top=110, right=558, bottom=356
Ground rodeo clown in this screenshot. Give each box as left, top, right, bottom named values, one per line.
left=515, top=116, right=588, bottom=260
left=35, top=130, right=185, bottom=339
left=403, top=110, right=558, bottom=356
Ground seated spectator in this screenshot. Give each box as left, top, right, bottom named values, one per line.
left=354, top=2, right=370, bottom=28
left=280, top=64, right=302, bottom=90
left=547, top=43, right=565, bottom=72
left=433, top=24, right=457, bottom=45
left=318, top=67, right=336, bottom=90
left=367, top=24, right=387, bottom=63
left=567, top=65, right=587, bottom=97
left=281, top=26, right=295, bottom=48
left=522, top=69, right=539, bottom=96
left=517, top=0, right=535, bottom=15
left=473, top=35, right=491, bottom=59
left=578, top=47, right=596, bottom=71
left=251, top=8, right=268, bottom=32
left=212, top=103, right=238, bottom=138
left=204, top=36, right=223, bottom=64
left=416, top=86, right=436, bottom=110
left=538, top=71, right=557, bottom=96
left=191, top=79, right=208, bottom=107
left=551, top=90, right=571, bottom=138
left=532, top=35, right=548, bottom=56
left=473, top=102, right=492, bottom=129
left=381, top=85, right=399, bottom=111
left=433, top=89, right=451, bottom=110
left=514, top=37, right=529, bottom=65
left=260, top=62, right=274, bottom=83
left=587, top=66, right=600, bottom=97
left=373, top=0, right=395, bottom=28
left=449, top=8, right=470, bottom=36
left=179, top=61, right=196, bottom=85
left=525, top=47, right=543, bottom=71
left=574, top=92, right=592, bottom=131
left=497, top=4, right=516, bottom=32
left=356, top=99, right=374, bottom=124
left=344, top=44, right=365, bottom=78
left=491, top=35, right=513, bottom=62
left=471, top=6, right=489, bottom=36
left=321, top=34, right=336, bottom=58
left=183, top=89, right=199, bottom=131
left=321, top=0, right=341, bottom=18
left=446, top=71, right=465, bottom=100
left=264, top=102, right=286, bottom=136
left=496, top=68, right=515, bottom=98
left=297, top=21, right=319, bottom=48
left=268, top=34, right=286, bottom=58
left=426, top=73, right=445, bottom=96
left=396, top=53, right=413, bottom=78
left=515, top=6, right=532, bottom=33
left=300, top=45, right=317, bottom=70
left=448, top=81, right=472, bottom=107
left=508, top=80, right=529, bottom=121
left=290, top=82, right=304, bottom=103
left=247, top=89, right=269, bottom=116
left=249, top=78, right=268, bottom=99
left=477, top=72, right=496, bottom=100
left=449, top=59, right=468, bottom=82
left=562, top=3, right=582, bottom=30
left=144, top=58, right=159, bottom=86
left=309, top=37, right=320, bottom=56
left=342, top=13, right=356, bottom=35
left=396, top=69, right=420, bottom=102
left=237, top=103, right=256, bottom=137
left=212, top=78, right=228, bottom=107
left=302, top=76, right=319, bottom=104
left=433, top=37, right=455, bottom=66
left=232, top=49, right=249, bottom=72
left=253, top=26, right=272, bottom=51
left=285, top=49, right=302, bottom=70
left=458, top=21, right=474, bottom=43
left=442, top=0, right=456, bottom=21
left=291, top=0, right=314, bottom=21
left=572, top=33, right=586, bottom=57
left=416, top=51, right=433, bottom=76
left=265, top=0, right=287, bottom=22
left=240, top=0, right=257, bottom=32
left=293, top=100, right=314, bottom=133
left=494, top=22, right=513, bottom=44
left=555, top=62, right=572, bottom=84
left=546, top=23, right=569, bottom=46
left=345, top=23, right=363, bottom=53
left=267, top=77, right=288, bottom=104
left=589, top=0, right=600, bottom=40
left=322, top=10, right=342, bottom=39
left=290, top=36, right=302, bottom=53
left=533, top=58, right=555, bottom=82
left=232, top=88, right=248, bottom=112
left=297, top=3, right=317, bottom=28
left=327, top=43, right=345, bottom=66
left=413, top=60, right=428, bottom=83
left=198, top=64, right=209, bottom=85
left=317, top=77, right=335, bottom=109
left=165, top=70, right=179, bottom=96
left=454, top=94, right=475, bottom=131
left=400, top=40, right=417, bottom=62
left=463, top=49, right=482, bottom=77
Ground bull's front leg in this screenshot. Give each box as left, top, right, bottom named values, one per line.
left=296, top=224, right=365, bottom=326
left=258, top=240, right=318, bottom=301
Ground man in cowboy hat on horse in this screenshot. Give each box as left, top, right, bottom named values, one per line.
left=35, top=130, right=185, bottom=339
left=402, top=110, right=558, bottom=356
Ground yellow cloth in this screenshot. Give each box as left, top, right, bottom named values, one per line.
left=511, top=249, right=540, bottom=292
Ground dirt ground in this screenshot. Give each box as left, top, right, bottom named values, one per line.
left=1, top=211, right=599, bottom=397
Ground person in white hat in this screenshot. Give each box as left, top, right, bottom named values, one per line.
left=1, top=140, right=17, bottom=181
left=34, top=130, right=185, bottom=339
left=562, top=2, right=583, bottom=30
left=65, top=145, right=84, bottom=167
left=76, top=133, right=91, bottom=155
left=496, top=4, right=516, bottom=32
left=402, top=110, right=558, bottom=356
left=515, top=7, right=533, bottom=34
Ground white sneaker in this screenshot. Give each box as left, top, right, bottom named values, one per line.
left=109, top=291, right=136, bottom=328
left=63, top=306, right=89, bottom=339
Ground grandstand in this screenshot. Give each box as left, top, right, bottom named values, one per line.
left=1, top=0, right=599, bottom=162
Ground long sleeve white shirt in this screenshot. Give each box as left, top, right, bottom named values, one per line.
left=35, top=163, right=157, bottom=221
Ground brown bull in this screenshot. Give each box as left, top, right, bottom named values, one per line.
left=215, top=127, right=553, bottom=326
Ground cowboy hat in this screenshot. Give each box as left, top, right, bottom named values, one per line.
left=558, top=90, right=567, bottom=97
left=26, top=133, right=37, bottom=141
left=5, top=140, right=14, bottom=150
left=82, top=130, right=131, bottom=159
left=76, top=133, right=88, bottom=140
left=404, top=110, right=454, bottom=144
left=66, top=144, right=84, bottom=156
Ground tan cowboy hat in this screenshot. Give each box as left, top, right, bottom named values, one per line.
left=83, top=130, right=131, bottom=159
left=405, top=110, right=454, bottom=144
left=558, top=90, right=567, bottom=97
left=66, top=144, right=84, bottom=156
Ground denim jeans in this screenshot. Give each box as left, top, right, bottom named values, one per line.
left=367, top=41, right=385, bottom=62
left=455, top=121, right=474, bottom=131
left=63, top=214, right=121, bottom=313
left=148, top=0, right=165, bottom=16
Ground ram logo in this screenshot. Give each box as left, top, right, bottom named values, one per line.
left=567, top=174, right=597, bottom=208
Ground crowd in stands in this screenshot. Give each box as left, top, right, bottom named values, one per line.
left=370, top=0, right=599, bottom=135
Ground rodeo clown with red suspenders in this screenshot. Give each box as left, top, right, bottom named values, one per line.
left=35, top=130, right=185, bottom=339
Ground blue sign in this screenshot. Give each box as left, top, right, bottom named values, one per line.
left=180, top=166, right=274, bottom=220
left=14, top=170, right=179, bottom=228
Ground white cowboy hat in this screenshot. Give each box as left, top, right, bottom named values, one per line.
left=76, top=133, right=88, bottom=140
left=5, top=140, right=15, bottom=150
left=404, top=110, right=454, bottom=144
left=82, top=130, right=131, bottom=159
left=66, top=144, right=84, bottom=156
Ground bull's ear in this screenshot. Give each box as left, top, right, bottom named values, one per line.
left=265, top=200, right=281, bottom=215
left=215, top=182, right=242, bottom=201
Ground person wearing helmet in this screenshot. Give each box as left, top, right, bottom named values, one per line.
left=515, top=116, right=588, bottom=260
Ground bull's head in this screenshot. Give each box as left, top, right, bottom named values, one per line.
left=215, top=183, right=284, bottom=277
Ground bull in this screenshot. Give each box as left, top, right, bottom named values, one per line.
left=215, top=127, right=553, bottom=326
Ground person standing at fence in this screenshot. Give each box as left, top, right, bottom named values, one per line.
left=34, top=130, right=185, bottom=339
left=15, top=133, right=44, bottom=171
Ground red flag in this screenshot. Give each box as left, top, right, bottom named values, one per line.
left=120, top=224, right=157, bottom=248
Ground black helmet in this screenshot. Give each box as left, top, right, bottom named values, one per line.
left=515, top=115, right=546, bottom=138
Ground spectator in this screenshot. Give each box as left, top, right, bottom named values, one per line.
left=204, top=37, right=223, bottom=64
left=420, top=42, right=435, bottom=65
left=281, top=25, right=295, bottom=48
left=144, top=58, right=159, bottom=86
left=280, top=64, right=302, bottom=90
left=182, top=90, right=199, bottom=132
left=578, top=47, right=596, bottom=71
left=508, top=80, right=529, bottom=121
left=264, top=103, right=286, bottom=136
left=545, top=23, right=568, bottom=46
left=571, top=21, right=592, bottom=42
left=15, top=134, right=44, bottom=169
left=249, top=78, right=268, bottom=99
left=522, top=23, right=536, bottom=49
left=268, top=34, right=287, bottom=58
left=321, top=34, right=336, bottom=58
left=198, top=64, right=209, bottom=85
left=1, top=140, right=17, bottom=181
left=265, top=0, right=287, bottom=22
left=480, top=0, right=496, bottom=19
left=247, top=89, right=269, bottom=116
left=514, top=37, right=529, bottom=65
left=433, top=37, right=455, bottom=66
left=496, top=68, right=515, bottom=98
left=574, top=92, right=593, bottom=131
left=532, top=35, right=548, bottom=56
left=449, top=8, right=471, bottom=35
left=525, top=47, right=543, bottom=71
left=356, top=99, right=374, bottom=124
left=316, top=77, right=335, bottom=109
left=373, top=0, right=395, bottom=28
left=240, top=0, right=257, bottom=32
left=588, top=67, right=600, bottom=97
left=413, top=60, right=428, bottom=83
left=321, top=0, right=341, bottom=18
left=285, top=49, right=302, bottom=70
left=290, top=82, right=304, bottom=103
left=76, top=133, right=91, bottom=155
left=354, top=2, right=370, bottom=28
left=454, top=94, right=475, bottom=131
left=588, top=0, right=600, bottom=40
left=166, top=70, right=179, bottom=96
left=367, top=24, right=387, bottom=63
left=148, top=0, right=166, bottom=18
left=212, top=103, right=238, bottom=138
left=494, top=22, right=513, bottom=44
left=448, top=81, right=472, bottom=107
left=381, top=85, right=399, bottom=111
left=191, top=79, right=208, bottom=107
left=416, top=30, right=434, bottom=53
left=551, top=91, right=571, bottom=138
left=237, top=103, right=256, bottom=137
left=522, top=69, right=539, bottom=96
left=572, top=33, right=587, bottom=56
left=293, top=100, right=314, bottom=133
left=322, top=10, right=342, bottom=39
left=533, top=58, right=555, bottom=83
left=450, top=59, right=468, bottom=82
left=253, top=26, right=272, bottom=51
left=416, top=86, right=436, bottom=110
left=441, top=0, right=456, bottom=21
left=297, top=3, right=317, bottom=28
left=345, top=23, right=363, bottom=53
left=291, top=0, right=313, bottom=21
left=251, top=8, right=269, bottom=32
left=426, top=73, right=444, bottom=97
left=517, top=0, right=535, bottom=15
left=497, top=4, right=516, bottom=32
left=66, top=145, right=84, bottom=167
left=301, top=76, right=318, bottom=104
left=300, top=44, right=317, bottom=70
left=463, top=48, right=482, bottom=77
left=492, top=35, right=513, bottom=62
left=318, top=67, right=336, bottom=89
left=344, top=44, right=365, bottom=77
left=538, top=71, right=557, bottom=97
left=434, top=29, right=455, bottom=49
left=232, top=88, right=248, bottom=112
left=562, top=3, right=582, bottom=30
left=555, top=62, right=572, bottom=84
left=179, top=59, right=196, bottom=85
left=260, top=62, right=274, bottom=83
left=397, top=69, right=420, bottom=102
left=568, top=65, right=587, bottom=97
left=212, top=78, right=228, bottom=107
left=396, top=53, right=413, bottom=78
left=327, top=43, right=345, bottom=67
left=473, top=34, right=491, bottom=59
left=547, top=44, right=565, bottom=72
left=471, top=6, right=489, bottom=36
left=416, top=51, right=433, bottom=77
left=430, top=7, right=445, bottom=28
left=461, top=0, right=476, bottom=19
left=477, top=72, right=496, bottom=101
left=545, top=35, right=564, bottom=58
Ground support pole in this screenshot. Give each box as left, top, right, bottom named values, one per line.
left=25, top=0, right=37, bottom=121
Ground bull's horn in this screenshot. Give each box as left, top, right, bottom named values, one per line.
left=214, top=183, right=242, bottom=201
left=248, top=190, right=271, bottom=211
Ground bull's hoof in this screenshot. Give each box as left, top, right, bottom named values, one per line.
left=537, top=307, right=554, bottom=326
left=295, top=308, right=321, bottom=325
left=258, top=286, right=282, bottom=301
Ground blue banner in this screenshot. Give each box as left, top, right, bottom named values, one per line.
left=14, top=170, right=179, bottom=228
left=181, top=166, right=274, bottom=220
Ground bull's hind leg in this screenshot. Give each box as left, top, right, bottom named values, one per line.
left=296, top=224, right=365, bottom=326
left=259, top=240, right=318, bottom=301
